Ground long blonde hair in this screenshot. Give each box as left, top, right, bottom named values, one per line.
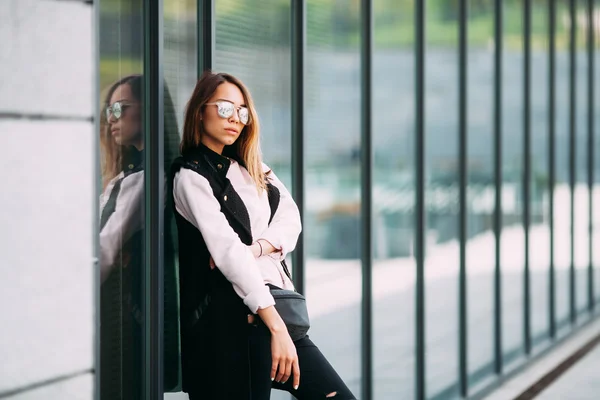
left=181, top=71, right=266, bottom=192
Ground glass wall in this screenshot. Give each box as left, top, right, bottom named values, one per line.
left=554, top=0, right=573, bottom=335
left=501, top=0, right=526, bottom=367
left=98, top=1, right=145, bottom=398
left=575, top=0, right=591, bottom=316
left=373, top=1, right=415, bottom=398
left=530, top=0, right=551, bottom=347
left=304, top=0, right=363, bottom=396
left=95, top=1, right=600, bottom=398
left=466, top=0, right=495, bottom=385
left=424, top=1, right=460, bottom=397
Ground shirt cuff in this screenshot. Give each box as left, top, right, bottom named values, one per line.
left=243, top=285, right=275, bottom=314
left=258, top=235, right=286, bottom=260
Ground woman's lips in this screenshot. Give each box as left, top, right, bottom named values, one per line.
left=225, top=128, right=238, bottom=135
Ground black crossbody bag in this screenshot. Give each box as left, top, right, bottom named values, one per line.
left=180, top=158, right=310, bottom=341
left=268, top=260, right=310, bottom=341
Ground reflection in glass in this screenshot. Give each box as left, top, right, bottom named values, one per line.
left=98, top=2, right=144, bottom=398
left=530, top=0, right=551, bottom=346
left=466, top=0, right=495, bottom=383
left=373, top=1, right=415, bottom=398
left=99, top=74, right=144, bottom=400
left=501, top=0, right=525, bottom=366
left=304, top=0, right=362, bottom=396
left=425, top=1, right=459, bottom=397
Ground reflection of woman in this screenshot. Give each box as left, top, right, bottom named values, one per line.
left=172, top=71, right=356, bottom=399
left=99, top=74, right=144, bottom=400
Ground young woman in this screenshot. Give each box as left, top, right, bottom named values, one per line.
left=172, top=71, right=356, bottom=399
left=99, top=74, right=145, bottom=400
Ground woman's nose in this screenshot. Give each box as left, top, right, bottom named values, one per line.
left=229, top=109, right=240, bottom=123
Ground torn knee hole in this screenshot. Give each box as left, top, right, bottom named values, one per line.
left=325, top=392, right=337, bottom=398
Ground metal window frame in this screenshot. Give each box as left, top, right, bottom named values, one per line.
left=524, top=0, right=532, bottom=355
left=569, top=0, right=577, bottom=325
left=415, top=1, right=426, bottom=399
left=143, top=0, right=165, bottom=398
left=493, top=0, right=504, bottom=376
left=458, top=0, right=468, bottom=395
left=587, top=0, right=596, bottom=313
left=549, top=0, right=557, bottom=341
left=360, top=0, right=374, bottom=398
left=291, top=0, right=306, bottom=297
left=198, top=0, right=215, bottom=74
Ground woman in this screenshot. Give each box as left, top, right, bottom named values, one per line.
left=172, top=71, right=356, bottom=399
left=99, top=74, right=145, bottom=400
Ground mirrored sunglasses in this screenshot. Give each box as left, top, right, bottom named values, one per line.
left=206, top=100, right=250, bottom=125
left=105, top=101, right=137, bottom=121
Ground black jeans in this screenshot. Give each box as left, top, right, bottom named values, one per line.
left=189, top=320, right=356, bottom=400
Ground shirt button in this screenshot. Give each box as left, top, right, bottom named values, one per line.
left=128, top=164, right=134, bottom=170
left=223, top=195, right=228, bottom=201
left=217, top=163, right=223, bottom=169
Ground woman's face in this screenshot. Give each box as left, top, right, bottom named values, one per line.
left=107, top=83, right=142, bottom=149
left=201, top=82, right=246, bottom=154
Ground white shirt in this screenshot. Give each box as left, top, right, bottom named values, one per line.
left=99, top=170, right=144, bottom=284
left=173, top=160, right=302, bottom=314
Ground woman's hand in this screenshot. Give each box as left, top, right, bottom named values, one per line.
left=256, top=306, right=300, bottom=389
left=249, top=239, right=279, bottom=258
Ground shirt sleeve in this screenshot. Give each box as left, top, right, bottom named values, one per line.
left=258, top=163, right=302, bottom=260
left=99, top=171, right=144, bottom=284
left=173, top=168, right=275, bottom=313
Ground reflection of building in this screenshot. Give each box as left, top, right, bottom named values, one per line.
left=3, top=1, right=600, bottom=400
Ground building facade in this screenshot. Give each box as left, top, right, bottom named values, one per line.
left=1, top=0, right=600, bottom=399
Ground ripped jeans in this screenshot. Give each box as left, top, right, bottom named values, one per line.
left=189, top=319, right=357, bottom=400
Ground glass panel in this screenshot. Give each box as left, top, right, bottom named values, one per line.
left=466, top=0, right=495, bottom=385
left=501, top=0, right=525, bottom=366
left=554, top=0, right=572, bottom=336
left=163, top=0, right=197, bottom=394
left=305, top=0, right=362, bottom=397
left=574, top=0, right=590, bottom=316
left=530, top=0, right=551, bottom=347
left=425, top=1, right=460, bottom=397
left=594, top=0, right=600, bottom=306
left=213, top=2, right=293, bottom=399
left=98, top=0, right=144, bottom=398
left=373, top=1, right=415, bottom=398
left=214, top=0, right=292, bottom=189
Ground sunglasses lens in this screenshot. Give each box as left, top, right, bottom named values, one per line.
left=216, top=102, right=234, bottom=119
left=239, top=107, right=249, bottom=125
left=112, top=102, right=122, bottom=120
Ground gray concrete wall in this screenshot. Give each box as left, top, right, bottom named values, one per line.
left=0, top=0, right=95, bottom=398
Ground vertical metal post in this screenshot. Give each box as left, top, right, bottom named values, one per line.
left=198, top=0, right=214, bottom=75
left=493, top=0, right=504, bottom=374
left=524, top=0, right=532, bottom=354
left=291, top=0, right=306, bottom=295
left=587, top=0, right=595, bottom=312
left=549, top=0, right=557, bottom=339
left=458, top=0, right=468, bottom=395
left=569, top=0, right=577, bottom=325
left=360, top=0, right=373, bottom=398
left=415, top=1, right=426, bottom=398
left=143, top=0, right=164, bottom=398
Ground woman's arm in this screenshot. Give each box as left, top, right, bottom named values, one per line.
left=173, top=169, right=275, bottom=313
left=256, top=164, right=302, bottom=260
left=99, top=171, right=144, bottom=283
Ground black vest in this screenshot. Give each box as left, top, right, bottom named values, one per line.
left=171, top=144, right=280, bottom=397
